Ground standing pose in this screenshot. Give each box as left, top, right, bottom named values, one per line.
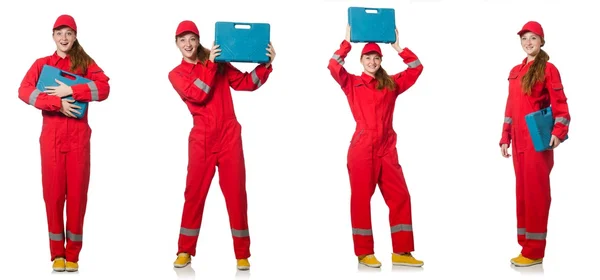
left=18, top=14, right=110, bottom=272
left=500, top=21, right=570, bottom=267
left=168, top=20, right=275, bottom=270
left=328, top=25, right=424, bottom=268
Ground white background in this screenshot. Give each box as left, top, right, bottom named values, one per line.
left=0, top=0, right=598, bottom=279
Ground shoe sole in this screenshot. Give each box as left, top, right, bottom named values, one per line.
left=237, top=266, right=250, bottom=270
left=511, top=260, right=542, bottom=267
left=392, top=262, right=424, bottom=267
left=174, top=262, right=191, bottom=268
left=53, top=268, right=66, bottom=272
left=359, top=262, right=381, bottom=268
left=66, top=268, right=78, bottom=272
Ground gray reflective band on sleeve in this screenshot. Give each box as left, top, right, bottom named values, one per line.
left=49, top=232, right=64, bottom=241
left=407, top=59, right=421, bottom=68
left=352, top=228, right=372, bottom=236
left=231, top=228, right=249, bottom=237
left=391, top=224, right=413, bottom=233
left=251, top=70, right=263, bottom=88
left=180, top=227, right=200, bottom=236
left=332, top=54, right=345, bottom=65
left=504, top=117, right=513, bottom=124
left=29, top=89, right=41, bottom=106
left=87, top=81, right=99, bottom=101
left=525, top=232, right=547, bottom=240
left=517, top=228, right=525, bottom=235
left=194, top=78, right=211, bottom=94
left=555, top=117, right=569, bottom=126
left=66, top=231, right=82, bottom=242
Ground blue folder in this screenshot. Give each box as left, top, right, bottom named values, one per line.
left=348, top=7, right=396, bottom=43
left=214, top=21, right=271, bottom=63
left=36, top=65, right=89, bottom=118
left=525, top=106, right=568, bottom=152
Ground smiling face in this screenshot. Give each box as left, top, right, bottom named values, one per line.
left=361, top=52, right=382, bottom=76
left=53, top=26, right=76, bottom=56
left=176, top=32, right=200, bottom=62
left=521, top=31, right=543, bottom=58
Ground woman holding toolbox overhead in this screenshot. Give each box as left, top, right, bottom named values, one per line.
left=17, top=14, right=110, bottom=272
left=168, top=20, right=275, bottom=270
left=328, top=24, right=424, bottom=268
left=499, top=21, right=570, bottom=267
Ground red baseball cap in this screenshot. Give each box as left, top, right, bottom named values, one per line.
left=362, top=42, right=382, bottom=57
left=53, top=14, right=77, bottom=32
left=517, top=21, right=544, bottom=38
left=176, top=20, right=199, bottom=37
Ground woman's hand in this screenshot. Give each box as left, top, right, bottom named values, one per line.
left=501, top=144, right=511, bottom=158
left=391, top=28, right=403, bottom=53
left=345, top=24, right=351, bottom=42
left=549, top=135, right=561, bottom=149
left=60, top=99, right=81, bottom=118
left=45, top=79, right=73, bottom=98
left=264, top=42, right=276, bottom=67
left=209, top=43, right=221, bottom=62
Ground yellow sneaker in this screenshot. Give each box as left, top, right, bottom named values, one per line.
left=65, top=261, right=78, bottom=272
left=511, top=254, right=543, bottom=267
left=358, top=254, right=382, bottom=268
left=392, top=253, right=424, bottom=267
left=237, top=259, right=250, bottom=270
left=52, top=257, right=66, bottom=272
left=174, top=253, right=191, bottom=268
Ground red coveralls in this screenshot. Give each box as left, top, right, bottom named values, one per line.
left=328, top=40, right=424, bottom=256
left=18, top=53, right=110, bottom=262
left=169, top=59, right=272, bottom=259
left=500, top=59, right=570, bottom=259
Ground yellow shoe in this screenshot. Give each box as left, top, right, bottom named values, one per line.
left=65, top=261, right=78, bottom=272
left=174, top=253, right=191, bottom=268
left=511, top=254, right=543, bottom=267
left=237, top=259, right=250, bottom=270
left=358, top=254, right=382, bottom=268
left=52, top=257, right=66, bottom=272
left=392, top=253, right=424, bottom=267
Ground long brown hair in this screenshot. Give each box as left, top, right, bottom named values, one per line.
left=197, top=43, right=225, bottom=74
left=67, top=39, right=94, bottom=75
left=521, top=39, right=549, bottom=95
left=375, top=67, right=396, bottom=91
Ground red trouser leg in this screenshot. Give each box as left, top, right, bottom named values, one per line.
left=348, top=145, right=376, bottom=256
left=40, top=127, right=67, bottom=261
left=514, top=152, right=526, bottom=247
left=178, top=126, right=217, bottom=256
left=64, top=127, right=92, bottom=262
left=378, top=149, right=414, bottom=253
left=520, top=149, right=553, bottom=259
left=217, top=122, right=250, bottom=259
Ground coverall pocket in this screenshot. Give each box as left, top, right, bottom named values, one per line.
left=508, top=72, right=519, bottom=80
left=550, top=82, right=563, bottom=91
left=349, top=129, right=364, bottom=148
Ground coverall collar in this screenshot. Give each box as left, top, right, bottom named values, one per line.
left=360, top=72, right=376, bottom=84
left=50, top=51, right=70, bottom=64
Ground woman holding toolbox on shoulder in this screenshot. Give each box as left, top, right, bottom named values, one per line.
left=328, top=24, right=424, bottom=268
left=168, top=20, right=275, bottom=271
left=499, top=21, right=571, bottom=267
left=18, top=14, right=110, bottom=272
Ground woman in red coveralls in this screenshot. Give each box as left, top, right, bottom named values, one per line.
left=18, top=14, right=110, bottom=272
left=168, top=20, right=275, bottom=270
left=328, top=25, right=424, bottom=268
left=500, top=21, right=570, bottom=267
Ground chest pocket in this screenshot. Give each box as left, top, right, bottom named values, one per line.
left=508, top=72, right=519, bottom=80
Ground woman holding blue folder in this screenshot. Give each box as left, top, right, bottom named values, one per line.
left=499, top=21, right=571, bottom=267
left=17, top=14, right=111, bottom=272
left=168, top=20, right=275, bottom=270
left=328, top=25, right=424, bottom=268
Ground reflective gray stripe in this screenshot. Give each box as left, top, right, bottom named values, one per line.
left=87, top=81, right=99, bottom=101
left=352, top=228, right=372, bottom=236
left=180, top=227, right=200, bottom=236
left=407, top=59, right=421, bottom=68
left=231, top=228, right=249, bottom=237
left=391, top=224, right=412, bottom=233
left=251, top=70, right=262, bottom=88
left=194, top=78, right=211, bottom=94
left=66, top=231, right=82, bottom=242
left=526, top=232, right=547, bottom=240
left=29, top=89, right=41, bottom=106
left=504, top=117, right=512, bottom=124
left=555, top=117, right=569, bottom=126
left=49, top=232, right=64, bottom=241
left=332, top=54, right=345, bottom=65
left=517, top=228, right=525, bottom=235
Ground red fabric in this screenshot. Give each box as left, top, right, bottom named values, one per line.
left=518, top=21, right=544, bottom=38
left=18, top=52, right=110, bottom=262
left=500, top=58, right=570, bottom=259
left=328, top=40, right=423, bottom=256
left=176, top=20, right=199, bottom=37
left=53, top=14, right=77, bottom=31
left=169, top=59, right=272, bottom=259
left=361, top=42, right=382, bottom=56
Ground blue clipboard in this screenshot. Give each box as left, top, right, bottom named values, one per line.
left=525, top=106, right=568, bottom=152
left=348, top=7, right=396, bottom=43
left=36, top=65, right=89, bottom=118
left=214, top=21, right=271, bottom=63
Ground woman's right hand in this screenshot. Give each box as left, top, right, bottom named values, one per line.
left=209, top=43, right=221, bottom=62
left=60, top=99, right=81, bottom=118
left=345, top=24, right=351, bottom=42
left=501, top=144, right=511, bottom=158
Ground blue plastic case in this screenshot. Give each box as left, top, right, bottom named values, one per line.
left=348, top=7, right=396, bottom=43
left=36, top=65, right=90, bottom=118
left=525, top=106, right=569, bottom=152
left=214, top=21, right=271, bottom=63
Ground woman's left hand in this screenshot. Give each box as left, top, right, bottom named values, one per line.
left=391, top=28, right=403, bottom=53
left=264, top=42, right=276, bottom=68
left=549, top=135, right=561, bottom=149
left=45, top=79, right=73, bottom=98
